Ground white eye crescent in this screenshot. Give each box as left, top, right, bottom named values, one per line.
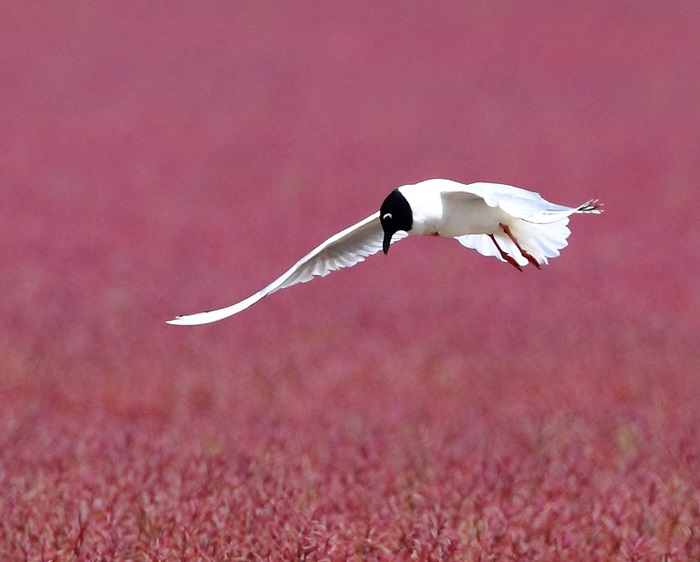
left=382, top=213, right=392, bottom=221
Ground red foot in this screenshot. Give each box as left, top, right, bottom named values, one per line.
left=489, top=234, right=522, bottom=271
left=500, top=224, right=541, bottom=269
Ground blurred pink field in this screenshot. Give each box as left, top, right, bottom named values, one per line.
left=2, top=3, right=699, bottom=560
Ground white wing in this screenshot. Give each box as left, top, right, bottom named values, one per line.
left=438, top=180, right=601, bottom=223
left=167, top=212, right=407, bottom=325
left=436, top=180, right=601, bottom=266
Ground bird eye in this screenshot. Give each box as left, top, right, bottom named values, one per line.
left=382, top=213, right=392, bottom=221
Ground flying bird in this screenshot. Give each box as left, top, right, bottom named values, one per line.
left=168, top=179, right=601, bottom=325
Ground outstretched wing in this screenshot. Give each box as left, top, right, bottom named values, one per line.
left=439, top=180, right=598, bottom=223
left=167, top=212, right=407, bottom=325
left=438, top=180, right=601, bottom=266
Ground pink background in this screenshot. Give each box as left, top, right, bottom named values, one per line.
left=2, top=3, right=699, bottom=559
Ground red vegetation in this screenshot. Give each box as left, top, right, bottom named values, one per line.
left=2, top=4, right=699, bottom=560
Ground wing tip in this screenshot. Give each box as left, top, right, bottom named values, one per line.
left=166, top=315, right=198, bottom=326
left=579, top=199, right=603, bottom=214
left=166, top=311, right=218, bottom=326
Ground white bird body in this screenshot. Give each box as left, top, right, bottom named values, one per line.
left=168, top=179, right=600, bottom=325
left=401, top=180, right=516, bottom=236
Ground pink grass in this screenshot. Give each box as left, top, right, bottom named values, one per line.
left=2, top=3, right=699, bottom=560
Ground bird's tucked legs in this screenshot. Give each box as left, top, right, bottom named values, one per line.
left=499, top=224, right=541, bottom=269
left=488, top=234, right=523, bottom=271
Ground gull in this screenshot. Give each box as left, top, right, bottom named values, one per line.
left=168, top=179, right=601, bottom=325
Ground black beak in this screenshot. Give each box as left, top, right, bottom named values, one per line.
left=382, top=231, right=393, bottom=255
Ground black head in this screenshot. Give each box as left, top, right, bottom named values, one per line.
left=379, top=189, right=413, bottom=254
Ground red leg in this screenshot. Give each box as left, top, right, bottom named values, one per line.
left=500, top=224, right=541, bottom=269
left=489, top=234, right=522, bottom=271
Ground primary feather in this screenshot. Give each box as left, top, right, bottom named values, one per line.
left=167, top=213, right=407, bottom=325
